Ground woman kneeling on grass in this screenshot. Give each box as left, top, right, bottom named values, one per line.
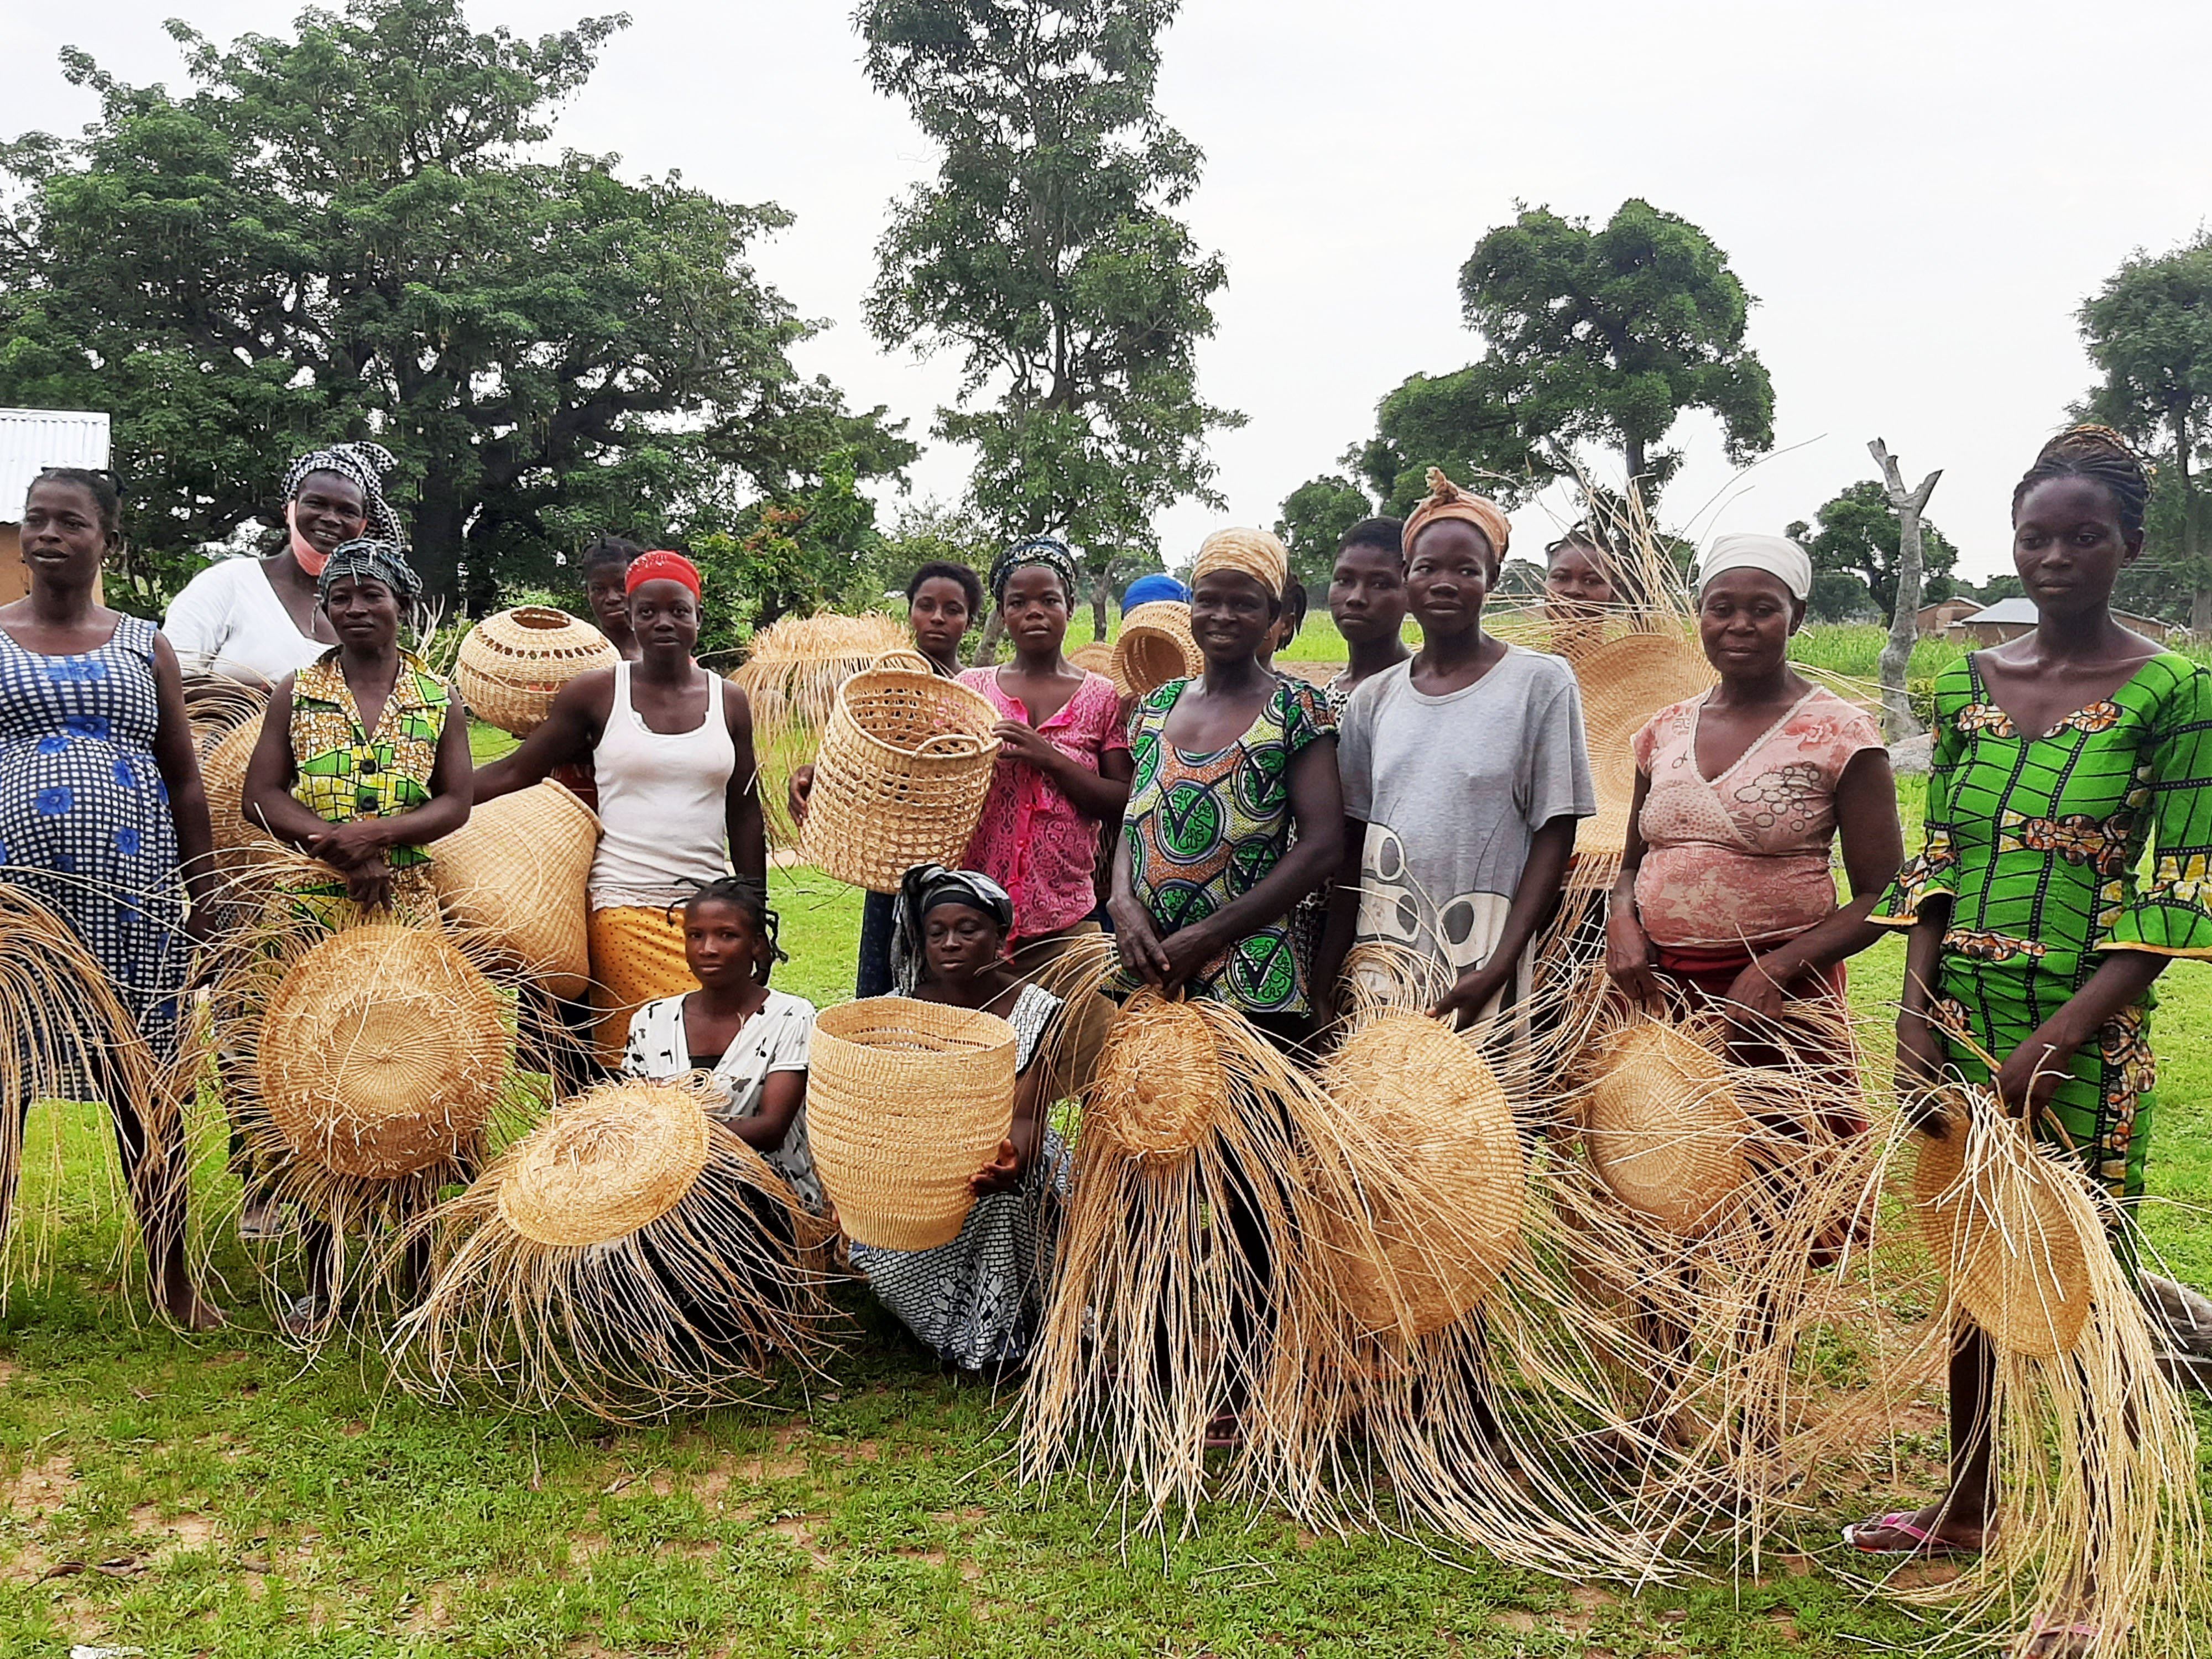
left=849, top=863, right=1068, bottom=1377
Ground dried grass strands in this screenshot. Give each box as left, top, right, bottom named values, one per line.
left=181, top=671, right=269, bottom=756
left=385, top=1077, right=838, bottom=1421
left=732, top=612, right=911, bottom=848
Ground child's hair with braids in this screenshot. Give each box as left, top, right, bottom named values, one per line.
left=671, top=875, right=787, bottom=984
left=2012, top=424, right=2152, bottom=541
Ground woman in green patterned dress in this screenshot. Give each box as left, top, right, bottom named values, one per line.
left=1845, top=428, right=2212, bottom=1588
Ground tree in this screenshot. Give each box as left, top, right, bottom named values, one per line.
left=856, top=0, right=1242, bottom=646
left=1274, top=474, right=1371, bottom=593
left=0, top=0, right=911, bottom=606
left=1788, top=480, right=1959, bottom=622
left=1806, top=571, right=1879, bottom=624
left=1867, top=440, right=1943, bottom=742
left=1354, top=359, right=1544, bottom=515
left=2078, top=234, right=2212, bottom=630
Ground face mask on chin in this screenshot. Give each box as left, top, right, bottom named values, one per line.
left=287, top=500, right=331, bottom=577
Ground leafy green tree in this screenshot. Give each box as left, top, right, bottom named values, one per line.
left=0, top=0, right=910, bottom=606
left=1274, top=474, right=1373, bottom=592
left=1807, top=571, right=1879, bottom=623
left=1787, top=481, right=1959, bottom=622
left=2078, top=234, right=2212, bottom=629
left=855, top=0, right=1241, bottom=644
left=1354, top=359, right=1540, bottom=515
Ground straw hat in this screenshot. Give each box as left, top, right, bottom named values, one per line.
left=1913, top=1117, right=2094, bottom=1359
left=428, top=779, right=601, bottom=999
left=1573, top=630, right=1715, bottom=857
left=1322, top=1013, right=1524, bottom=1338
left=1584, top=1021, right=1749, bottom=1235
left=201, top=714, right=284, bottom=864
left=1082, top=992, right=1227, bottom=1161
left=806, top=996, right=1016, bottom=1249
left=1070, top=641, right=1116, bottom=680
left=455, top=607, right=619, bottom=738
left=1112, top=601, right=1203, bottom=697
left=498, top=1079, right=714, bottom=1246
left=256, top=924, right=509, bottom=1179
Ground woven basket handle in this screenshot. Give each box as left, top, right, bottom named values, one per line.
left=872, top=649, right=937, bottom=675
left=914, top=732, right=984, bottom=757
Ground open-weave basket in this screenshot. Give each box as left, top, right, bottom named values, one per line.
left=806, top=997, right=1016, bottom=1249
left=498, top=1079, right=716, bottom=1248
left=1323, top=1014, right=1524, bottom=1338
left=1914, top=1118, right=2094, bottom=1359
left=257, top=924, right=509, bottom=1180
left=1112, top=601, right=1203, bottom=697
left=1584, top=1020, right=1748, bottom=1235
left=429, top=779, right=601, bottom=999
left=455, top=607, right=619, bottom=738
left=1574, top=630, right=1716, bottom=857
left=797, top=667, right=1001, bottom=893
left=1084, top=993, right=1225, bottom=1162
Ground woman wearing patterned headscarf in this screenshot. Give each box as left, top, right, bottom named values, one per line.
left=165, top=441, right=403, bottom=686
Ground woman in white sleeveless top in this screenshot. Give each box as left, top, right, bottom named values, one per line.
left=476, top=551, right=764, bottom=1062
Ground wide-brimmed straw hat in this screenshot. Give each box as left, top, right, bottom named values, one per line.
left=1584, top=1020, right=1749, bottom=1235
left=1084, top=992, right=1227, bottom=1162
left=498, top=1079, right=715, bottom=1246
left=1573, top=630, right=1715, bottom=858
left=429, top=778, right=601, bottom=1000
left=1112, top=601, right=1203, bottom=697
left=1913, top=1113, right=2094, bottom=1359
left=201, top=714, right=284, bottom=863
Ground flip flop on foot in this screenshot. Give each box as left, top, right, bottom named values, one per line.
left=1203, top=1409, right=1243, bottom=1451
left=1842, top=1510, right=1983, bottom=1558
left=2012, top=1620, right=2104, bottom=1659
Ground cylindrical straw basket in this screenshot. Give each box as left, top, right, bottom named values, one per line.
left=797, top=668, right=1001, bottom=893
left=805, top=997, right=1016, bottom=1250
left=429, top=779, right=601, bottom=999
left=455, top=607, right=619, bottom=738
left=1111, top=601, right=1203, bottom=697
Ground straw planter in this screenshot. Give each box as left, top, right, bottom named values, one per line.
left=806, top=996, right=1015, bottom=1249
left=429, top=779, right=600, bottom=999
left=1112, top=601, right=1203, bottom=697
left=797, top=667, right=1000, bottom=893
left=455, top=607, right=618, bottom=737
left=1584, top=1020, right=1748, bottom=1235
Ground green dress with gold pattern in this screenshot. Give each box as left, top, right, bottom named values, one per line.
left=1872, top=650, right=2212, bottom=1197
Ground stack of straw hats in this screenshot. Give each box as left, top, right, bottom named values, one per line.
left=1112, top=601, right=1203, bottom=697
left=455, top=607, right=619, bottom=738
left=1573, top=630, right=1715, bottom=857
left=1914, top=1111, right=2094, bottom=1359
left=429, top=779, right=601, bottom=999
left=1584, top=1021, right=1749, bottom=1237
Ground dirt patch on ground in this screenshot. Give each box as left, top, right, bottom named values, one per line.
left=769, top=1514, right=833, bottom=1570
left=1, top=1454, right=78, bottom=1515
left=129, top=1503, right=222, bottom=1557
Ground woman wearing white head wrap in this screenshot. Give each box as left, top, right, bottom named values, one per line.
left=1696, top=533, right=1814, bottom=604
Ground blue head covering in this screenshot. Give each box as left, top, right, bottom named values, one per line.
left=1120, top=573, right=1191, bottom=614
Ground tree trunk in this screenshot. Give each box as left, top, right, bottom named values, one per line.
left=969, top=608, right=1006, bottom=667
left=2177, top=418, right=2208, bottom=636
left=1624, top=436, right=1648, bottom=508
left=1092, top=563, right=1113, bottom=643
left=1869, top=439, right=1943, bottom=743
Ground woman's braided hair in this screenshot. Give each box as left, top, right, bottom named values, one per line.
left=670, top=875, right=787, bottom=982
left=2012, top=424, right=2152, bottom=540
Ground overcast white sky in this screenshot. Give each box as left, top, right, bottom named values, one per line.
left=7, top=0, right=2209, bottom=582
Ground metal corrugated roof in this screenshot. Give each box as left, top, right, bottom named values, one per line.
left=0, top=408, right=111, bottom=520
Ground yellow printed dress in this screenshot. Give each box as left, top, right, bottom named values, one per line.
left=282, top=649, right=450, bottom=928
left=1872, top=651, right=2212, bottom=1198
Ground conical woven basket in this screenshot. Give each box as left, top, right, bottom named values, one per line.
left=1574, top=630, right=1715, bottom=857
left=257, top=924, right=509, bottom=1179
left=202, top=714, right=284, bottom=865
left=1083, top=992, right=1226, bottom=1162
left=498, top=1079, right=716, bottom=1248
left=1913, top=1120, right=2094, bottom=1359
left=1112, top=601, right=1203, bottom=696
left=797, top=668, right=1001, bottom=893
left=1585, top=1020, right=1748, bottom=1235
left=429, top=779, right=601, bottom=999
left=1323, top=1014, right=1524, bottom=1338
left=806, top=996, right=1016, bottom=1249
left=455, top=607, right=619, bottom=738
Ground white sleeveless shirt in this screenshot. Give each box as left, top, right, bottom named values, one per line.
left=588, top=660, right=737, bottom=910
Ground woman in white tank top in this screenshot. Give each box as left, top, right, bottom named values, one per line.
left=476, top=551, right=764, bottom=1062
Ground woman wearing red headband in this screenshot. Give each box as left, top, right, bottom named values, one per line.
left=477, top=550, right=765, bottom=1065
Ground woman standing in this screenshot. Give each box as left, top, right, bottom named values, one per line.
left=0, top=469, right=221, bottom=1328
left=1320, top=469, right=1594, bottom=1038
left=849, top=864, right=1068, bottom=1374
left=477, top=551, right=765, bottom=1063
left=1323, top=518, right=1410, bottom=715
left=1543, top=525, right=1630, bottom=644
left=1846, top=427, right=2212, bottom=1573
left=164, top=443, right=401, bottom=686
left=580, top=536, right=645, bottom=665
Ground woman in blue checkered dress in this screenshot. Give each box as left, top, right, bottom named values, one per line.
left=0, top=469, right=221, bottom=1328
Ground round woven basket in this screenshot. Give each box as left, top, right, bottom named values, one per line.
left=428, top=779, right=601, bottom=999
left=1574, top=630, right=1716, bottom=857
left=1324, top=1013, right=1523, bottom=1337
left=1070, top=641, right=1116, bottom=681
left=1913, top=1121, right=2093, bottom=1359
left=257, top=924, right=508, bottom=1179
left=498, top=1079, right=716, bottom=1248
left=455, top=607, right=619, bottom=738
left=797, top=668, right=1002, bottom=893
left=1584, top=1021, right=1748, bottom=1235
left=1112, top=601, right=1203, bottom=697
left=1084, top=993, right=1225, bottom=1162
left=806, top=996, right=1016, bottom=1250
left=202, top=714, right=284, bottom=864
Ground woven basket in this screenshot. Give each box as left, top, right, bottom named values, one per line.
left=257, top=924, right=509, bottom=1179
left=1913, top=1121, right=2094, bottom=1359
left=1112, top=601, right=1203, bottom=696
left=1084, top=993, right=1225, bottom=1162
left=1323, top=1014, right=1523, bottom=1338
left=1584, top=1021, right=1748, bottom=1235
left=797, top=668, right=1001, bottom=893
left=1574, top=630, right=1716, bottom=857
left=455, top=607, right=619, bottom=738
left=429, top=780, right=601, bottom=999
left=806, top=996, right=1016, bottom=1250
left=1070, top=641, right=1116, bottom=681
left=202, top=714, right=284, bottom=864
left=498, top=1079, right=716, bottom=1247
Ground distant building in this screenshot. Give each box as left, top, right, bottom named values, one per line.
left=1914, top=597, right=1983, bottom=635
left=0, top=408, right=112, bottom=604
left=1947, top=596, right=2176, bottom=646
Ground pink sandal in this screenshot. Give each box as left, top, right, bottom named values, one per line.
left=1842, top=1510, right=1981, bottom=1558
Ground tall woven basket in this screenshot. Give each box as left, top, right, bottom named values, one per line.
left=428, top=779, right=601, bottom=999
left=456, top=607, right=620, bottom=738
left=797, top=667, right=1001, bottom=893
left=1111, top=600, right=1203, bottom=697
left=806, top=997, right=1016, bottom=1250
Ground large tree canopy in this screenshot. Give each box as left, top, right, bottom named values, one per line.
left=0, top=0, right=911, bottom=607
left=857, top=0, right=1240, bottom=633
left=1788, top=480, right=1959, bottom=623
left=1272, top=473, right=1373, bottom=592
